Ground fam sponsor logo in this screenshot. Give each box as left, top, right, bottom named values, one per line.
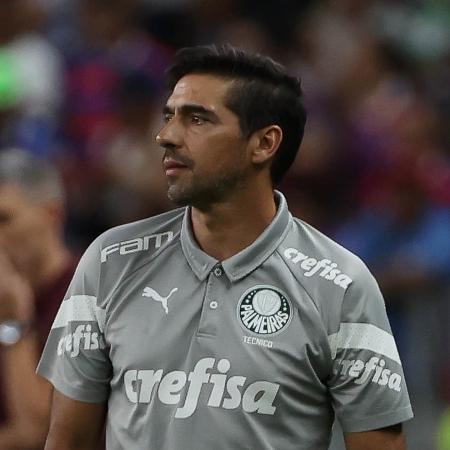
left=283, top=248, right=352, bottom=289
left=238, top=286, right=292, bottom=336
left=336, top=356, right=402, bottom=392
left=124, top=357, right=279, bottom=418
left=57, top=324, right=106, bottom=358
left=101, top=231, right=174, bottom=263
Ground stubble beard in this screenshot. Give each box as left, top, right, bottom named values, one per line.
left=167, top=166, right=248, bottom=211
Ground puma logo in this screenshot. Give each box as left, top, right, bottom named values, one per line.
left=142, top=287, right=178, bottom=314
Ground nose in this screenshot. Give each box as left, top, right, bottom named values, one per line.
left=156, top=120, right=183, bottom=150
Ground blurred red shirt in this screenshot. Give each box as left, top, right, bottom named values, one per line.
left=0, top=259, right=77, bottom=424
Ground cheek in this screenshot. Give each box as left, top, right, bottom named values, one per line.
left=2, top=215, right=45, bottom=255
left=1, top=222, right=24, bottom=246
left=0, top=228, right=30, bottom=271
left=187, top=133, right=246, bottom=171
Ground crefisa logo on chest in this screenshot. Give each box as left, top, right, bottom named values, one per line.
left=238, top=285, right=292, bottom=335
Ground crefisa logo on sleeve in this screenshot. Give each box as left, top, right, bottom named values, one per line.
left=237, top=286, right=292, bottom=335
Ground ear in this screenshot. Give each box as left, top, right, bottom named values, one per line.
left=250, top=125, right=283, bottom=165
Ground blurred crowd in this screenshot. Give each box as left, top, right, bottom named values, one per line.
left=0, top=0, right=448, bottom=449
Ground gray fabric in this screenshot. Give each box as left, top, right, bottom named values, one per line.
left=38, top=191, right=413, bottom=450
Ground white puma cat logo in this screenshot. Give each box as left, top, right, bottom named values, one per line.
left=142, top=287, right=178, bottom=314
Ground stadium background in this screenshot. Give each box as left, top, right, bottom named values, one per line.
left=0, top=0, right=449, bottom=448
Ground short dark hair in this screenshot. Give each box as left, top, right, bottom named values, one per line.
left=166, top=44, right=307, bottom=185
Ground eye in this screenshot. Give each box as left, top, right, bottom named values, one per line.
left=190, top=115, right=207, bottom=125
left=163, top=113, right=174, bottom=123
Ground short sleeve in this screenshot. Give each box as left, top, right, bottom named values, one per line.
left=327, top=264, right=413, bottom=432
left=37, top=237, right=112, bottom=403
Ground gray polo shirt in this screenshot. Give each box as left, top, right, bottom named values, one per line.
left=38, top=191, right=413, bottom=450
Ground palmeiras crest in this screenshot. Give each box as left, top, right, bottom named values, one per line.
left=237, top=285, right=292, bottom=336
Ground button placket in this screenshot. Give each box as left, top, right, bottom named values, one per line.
left=196, top=268, right=223, bottom=337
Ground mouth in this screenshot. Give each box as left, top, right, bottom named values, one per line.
left=163, top=159, right=189, bottom=176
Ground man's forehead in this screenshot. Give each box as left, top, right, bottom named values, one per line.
left=0, top=184, right=45, bottom=213
left=167, top=74, right=232, bottom=109
left=0, top=184, right=27, bottom=207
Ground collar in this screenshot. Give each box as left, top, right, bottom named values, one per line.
left=180, top=191, right=292, bottom=282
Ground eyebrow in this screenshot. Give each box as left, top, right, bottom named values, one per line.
left=163, top=104, right=219, bottom=121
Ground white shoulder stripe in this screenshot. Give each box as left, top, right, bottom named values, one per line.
left=52, top=295, right=106, bottom=333
left=328, top=323, right=400, bottom=364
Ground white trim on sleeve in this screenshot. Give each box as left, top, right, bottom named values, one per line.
left=328, top=323, right=401, bottom=364
left=52, top=295, right=106, bottom=332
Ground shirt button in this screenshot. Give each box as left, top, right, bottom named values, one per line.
left=209, top=301, right=218, bottom=310
left=213, top=266, right=223, bottom=277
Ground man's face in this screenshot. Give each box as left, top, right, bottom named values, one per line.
left=156, top=74, right=252, bottom=208
left=0, top=184, right=51, bottom=278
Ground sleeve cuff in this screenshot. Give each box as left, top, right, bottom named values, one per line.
left=37, top=367, right=109, bottom=404
left=340, top=405, right=414, bottom=433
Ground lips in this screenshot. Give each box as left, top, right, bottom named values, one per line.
left=163, top=158, right=188, bottom=176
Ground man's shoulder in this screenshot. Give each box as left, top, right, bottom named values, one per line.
left=86, top=208, right=185, bottom=266
left=279, top=216, right=372, bottom=298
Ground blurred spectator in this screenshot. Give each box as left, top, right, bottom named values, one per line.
left=371, top=0, right=450, bottom=63
left=87, top=71, right=170, bottom=227
left=63, top=0, right=171, bottom=157
left=0, top=0, right=63, bottom=158
left=0, top=149, right=76, bottom=449
left=334, top=167, right=450, bottom=291
left=57, top=0, right=172, bottom=248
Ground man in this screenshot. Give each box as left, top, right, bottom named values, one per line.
left=38, top=45, right=413, bottom=450
left=0, top=148, right=75, bottom=449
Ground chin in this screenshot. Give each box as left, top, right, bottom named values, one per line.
left=167, top=185, right=192, bottom=207
left=167, top=174, right=240, bottom=209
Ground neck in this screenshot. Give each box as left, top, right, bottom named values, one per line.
left=190, top=185, right=277, bottom=261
